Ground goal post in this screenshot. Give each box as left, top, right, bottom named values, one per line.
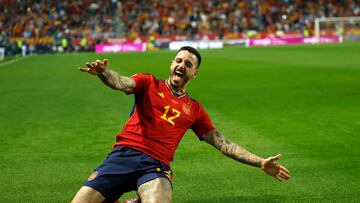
left=315, top=16, right=360, bottom=43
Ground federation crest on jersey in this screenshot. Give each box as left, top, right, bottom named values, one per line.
left=183, top=103, right=191, bottom=115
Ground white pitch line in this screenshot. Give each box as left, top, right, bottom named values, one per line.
left=0, top=56, right=31, bottom=68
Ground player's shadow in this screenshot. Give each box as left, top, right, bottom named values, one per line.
left=179, top=194, right=285, bottom=203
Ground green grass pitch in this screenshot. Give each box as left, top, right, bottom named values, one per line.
left=0, top=43, right=359, bottom=202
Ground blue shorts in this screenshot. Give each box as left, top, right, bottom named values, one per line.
left=84, top=147, right=173, bottom=202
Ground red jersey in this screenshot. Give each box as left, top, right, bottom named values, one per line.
left=114, top=74, right=215, bottom=166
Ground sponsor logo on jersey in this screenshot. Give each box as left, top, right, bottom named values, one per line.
left=157, top=92, right=165, bottom=98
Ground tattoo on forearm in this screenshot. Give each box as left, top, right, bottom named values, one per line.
left=205, top=130, right=264, bottom=167
left=98, top=69, right=133, bottom=91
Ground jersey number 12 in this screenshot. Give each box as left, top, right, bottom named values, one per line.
left=161, top=105, right=181, bottom=125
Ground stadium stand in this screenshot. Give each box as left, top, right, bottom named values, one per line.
left=0, top=0, right=359, bottom=56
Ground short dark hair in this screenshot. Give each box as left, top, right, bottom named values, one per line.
left=177, top=46, right=202, bottom=69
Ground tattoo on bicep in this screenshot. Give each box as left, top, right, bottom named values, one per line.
left=206, top=130, right=263, bottom=167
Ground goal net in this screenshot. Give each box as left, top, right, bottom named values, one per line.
left=315, top=16, right=360, bottom=43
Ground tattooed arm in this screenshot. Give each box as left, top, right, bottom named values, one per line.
left=203, top=129, right=290, bottom=181
left=203, top=129, right=264, bottom=167
left=79, top=59, right=135, bottom=92
left=98, top=69, right=135, bottom=92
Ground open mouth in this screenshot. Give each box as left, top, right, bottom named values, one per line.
left=174, top=70, right=184, bottom=78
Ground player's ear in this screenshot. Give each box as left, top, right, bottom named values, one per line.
left=192, top=70, right=199, bottom=79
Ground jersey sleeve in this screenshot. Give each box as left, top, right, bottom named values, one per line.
left=191, top=104, right=215, bottom=140
left=128, top=73, right=152, bottom=94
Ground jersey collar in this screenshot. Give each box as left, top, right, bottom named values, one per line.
left=164, top=80, right=187, bottom=98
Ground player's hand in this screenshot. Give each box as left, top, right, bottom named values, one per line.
left=261, top=154, right=290, bottom=181
left=79, top=59, right=108, bottom=76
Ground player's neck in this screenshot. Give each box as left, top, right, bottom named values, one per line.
left=166, top=79, right=186, bottom=95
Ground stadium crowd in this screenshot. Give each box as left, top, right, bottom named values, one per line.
left=1, top=0, right=359, bottom=55
left=120, top=0, right=360, bottom=38
left=0, top=0, right=119, bottom=55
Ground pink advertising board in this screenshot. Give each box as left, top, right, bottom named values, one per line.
left=245, top=36, right=342, bottom=47
left=95, top=43, right=147, bottom=53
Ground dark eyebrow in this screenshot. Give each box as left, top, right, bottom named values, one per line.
left=175, top=56, right=194, bottom=67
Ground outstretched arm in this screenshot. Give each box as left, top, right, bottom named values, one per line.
left=79, top=59, right=135, bottom=92
left=203, top=129, right=290, bottom=181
